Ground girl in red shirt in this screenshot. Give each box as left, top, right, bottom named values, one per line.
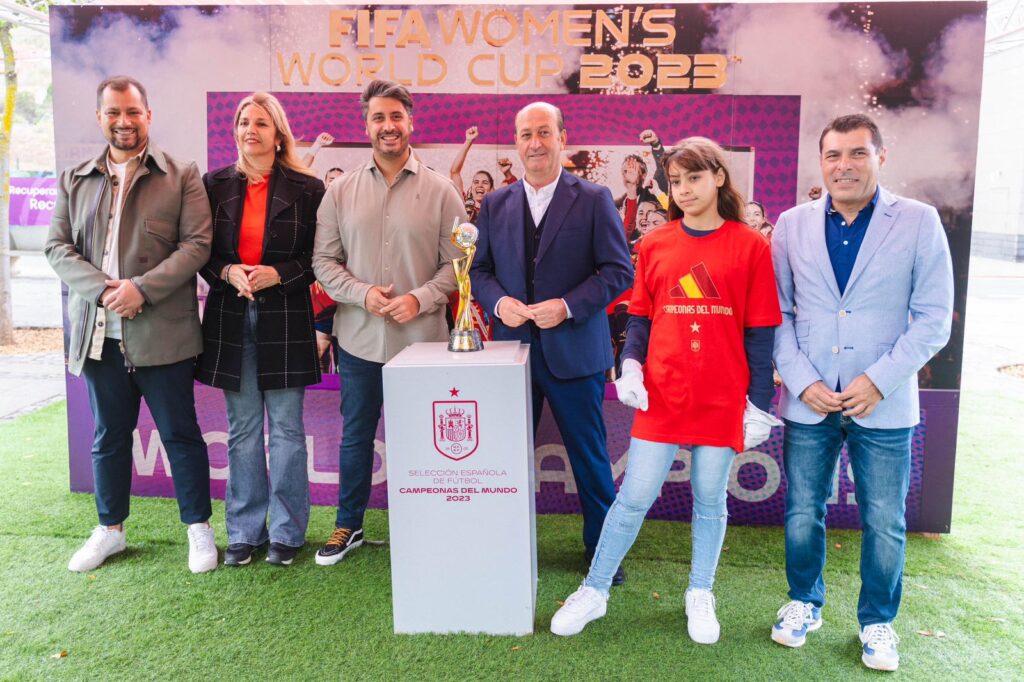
left=552, top=137, right=782, bottom=643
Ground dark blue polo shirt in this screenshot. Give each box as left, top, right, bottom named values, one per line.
left=826, top=186, right=879, bottom=295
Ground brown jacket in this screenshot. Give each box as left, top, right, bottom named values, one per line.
left=45, top=143, right=212, bottom=376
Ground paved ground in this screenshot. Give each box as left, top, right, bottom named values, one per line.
left=10, top=251, right=63, bottom=330
left=2, top=252, right=67, bottom=420
left=0, top=352, right=66, bottom=421
left=0, top=251, right=1021, bottom=421
left=960, top=255, right=1024, bottom=397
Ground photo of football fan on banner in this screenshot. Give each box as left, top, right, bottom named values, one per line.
left=50, top=2, right=985, bottom=532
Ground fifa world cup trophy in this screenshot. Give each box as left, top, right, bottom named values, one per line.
left=448, top=219, right=484, bottom=352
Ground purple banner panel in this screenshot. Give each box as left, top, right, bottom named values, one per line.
left=65, top=372, right=954, bottom=532
left=9, top=177, right=58, bottom=226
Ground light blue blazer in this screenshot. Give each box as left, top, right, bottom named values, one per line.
left=771, top=187, right=954, bottom=428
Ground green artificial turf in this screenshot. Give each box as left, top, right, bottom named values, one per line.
left=1, top=391, right=1022, bottom=681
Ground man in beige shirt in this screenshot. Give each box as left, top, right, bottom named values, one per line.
left=313, top=79, right=466, bottom=565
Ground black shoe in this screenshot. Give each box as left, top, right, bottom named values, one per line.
left=584, top=547, right=627, bottom=586
left=612, top=564, right=627, bottom=586
left=315, top=527, right=364, bottom=566
left=224, top=542, right=262, bottom=566
left=266, top=542, right=301, bottom=566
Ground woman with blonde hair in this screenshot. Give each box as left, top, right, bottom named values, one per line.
left=197, top=92, right=325, bottom=567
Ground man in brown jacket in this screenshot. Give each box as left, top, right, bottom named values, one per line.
left=45, top=76, right=217, bottom=574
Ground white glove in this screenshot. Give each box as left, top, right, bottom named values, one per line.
left=614, top=359, right=648, bottom=411
left=743, top=397, right=782, bottom=450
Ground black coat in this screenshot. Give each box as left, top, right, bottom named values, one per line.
left=196, top=165, right=325, bottom=391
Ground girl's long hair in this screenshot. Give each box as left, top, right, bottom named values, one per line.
left=662, top=137, right=745, bottom=224
left=233, top=92, right=315, bottom=185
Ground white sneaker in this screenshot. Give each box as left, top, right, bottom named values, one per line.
left=187, top=524, right=218, bottom=574
left=68, top=526, right=127, bottom=572
left=550, top=585, right=608, bottom=636
left=772, top=600, right=823, bottom=647
left=685, top=588, right=721, bottom=644
left=860, top=623, right=900, bottom=671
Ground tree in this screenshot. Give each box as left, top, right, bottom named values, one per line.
left=0, top=20, right=17, bottom=344
left=15, top=89, right=40, bottom=124
left=0, top=2, right=48, bottom=345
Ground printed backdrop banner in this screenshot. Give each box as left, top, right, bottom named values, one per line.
left=51, top=2, right=985, bottom=532
left=9, top=177, right=58, bottom=227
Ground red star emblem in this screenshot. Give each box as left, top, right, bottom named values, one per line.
left=449, top=387, right=460, bottom=397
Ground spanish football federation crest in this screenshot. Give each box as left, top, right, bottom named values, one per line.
left=433, top=400, right=479, bottom=461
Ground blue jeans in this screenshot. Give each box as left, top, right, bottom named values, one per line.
left=223, top=305, right=309, bottom=547
left=585, top=438, right=736, bottom=594
left=82, top=338, right=211, bottom=526
left=335, top=347, right=384, bottom=529
left=783, top=414, right=912, bottom=626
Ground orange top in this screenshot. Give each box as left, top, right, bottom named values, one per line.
left=238, top=178, right=270, bottom=265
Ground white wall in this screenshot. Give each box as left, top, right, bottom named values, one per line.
left=972, top=0, right=1024, bottom=260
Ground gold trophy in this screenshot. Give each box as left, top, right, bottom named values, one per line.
left=448, top=219, right=484, bottom=352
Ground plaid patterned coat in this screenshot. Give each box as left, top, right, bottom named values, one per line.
left=196, top=165, right=325, bottom=391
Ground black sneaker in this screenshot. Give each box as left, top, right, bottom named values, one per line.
left=224, top=542, right=262, bottom=567
left=266, top=542, right=301, bottom=566
left=315, top=527, right=364, bottom=566
left=585, top=547, right=627, bottom=586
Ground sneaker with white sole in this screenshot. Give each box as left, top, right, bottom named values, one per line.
left=685, top=588, right=721, bottom=644
left=550, top=585, right=608, bottom=636
left=68, top=526, right=127, bottom=572
left=224, top=542, right=263, bottom=567
left=772, top=600, right=823, bottom=647
left=315, top=527, right=363, bottom=566
left=187, top=524, right=218, bottom=573
left=266, top=542, right=301, bottom=566
left=860, top=623, right=900, bottom=671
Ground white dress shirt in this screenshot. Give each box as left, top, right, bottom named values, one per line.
left=495, top=175, right=572, bottom=319
left=524, top=174, right=559, bottom=226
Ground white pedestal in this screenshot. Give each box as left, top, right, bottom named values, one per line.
left=383, top=341, right=536, bottom=635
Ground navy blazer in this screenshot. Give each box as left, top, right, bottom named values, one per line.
left=471, top=170, right=633, bottom=379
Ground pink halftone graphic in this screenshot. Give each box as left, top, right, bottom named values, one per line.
left=207, top=92, right=801, bottom=220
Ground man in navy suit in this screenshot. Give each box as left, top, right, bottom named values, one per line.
left=770, top=114, right=953, bottom=672
left=471, top=102, right=634, bottom=584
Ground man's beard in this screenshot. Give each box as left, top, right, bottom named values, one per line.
left=374, top=133, right=408, bottom=158
left=375, top=144, right=407, bottom=158
left=109, top=127, right=144, bottom=151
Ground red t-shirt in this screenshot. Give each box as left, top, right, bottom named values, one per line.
left=238, top=178, right=270, bottom=265
left=628, top=219, right=781, bottom=451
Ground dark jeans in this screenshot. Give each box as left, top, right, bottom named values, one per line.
left=81, top=338, right=211, bottom=526
left=783, top=413, right=912, bottom=626
left=530, top=340, right=616, bottom=551
left=335, top=347, right=385, bottom=529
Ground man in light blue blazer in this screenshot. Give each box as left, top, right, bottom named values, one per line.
left=769, top=114, right=953, bottom=672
